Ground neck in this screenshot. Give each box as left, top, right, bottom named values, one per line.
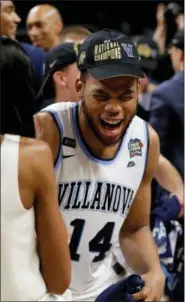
left=55, top=87, right=68, bottom=103
left=78, top=104, right=120, bottom=159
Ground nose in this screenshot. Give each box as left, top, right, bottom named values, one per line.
left=14, top=12, right=21, bottom=24
left=104, top=99, right=122, bottom=116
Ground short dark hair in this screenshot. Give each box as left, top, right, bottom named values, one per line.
left=1, top=37, right=36, bottom=138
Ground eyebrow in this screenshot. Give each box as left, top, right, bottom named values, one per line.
left=92, top=89, right=109, bottom=95
left=27, top=21, right=43, bottom=27
left=119, top=88, right=136, bottom=95
left=92, top=88, right=136, bottom=97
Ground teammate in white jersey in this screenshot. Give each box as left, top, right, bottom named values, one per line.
left=1, top=37, right=71, bottom=301
left=35, top=29, right=165, bottom=301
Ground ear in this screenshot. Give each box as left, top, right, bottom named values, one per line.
left=76, top=78, right=84, bottom=99
left=53, top=71, right=66, bottom=88
left=55, top=21, right=63, bottom=34
left=137, top=79, right=141, bottom=94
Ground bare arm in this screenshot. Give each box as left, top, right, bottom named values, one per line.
left=119, top=125, right=165, bottom=301
left=155, top=154, right=184, bottom=205
left=33, top=141, right=71, bottom=294
left=153, top=3, right=167, bottom=55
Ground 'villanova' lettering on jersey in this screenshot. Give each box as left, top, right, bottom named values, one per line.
left=58, top=180, right=135, bottom=216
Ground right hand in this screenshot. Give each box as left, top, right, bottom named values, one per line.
left=133, top=270, right=165, bottom=301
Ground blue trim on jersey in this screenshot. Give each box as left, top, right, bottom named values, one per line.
left=43, top=110, right=63, bottom=171
left=71, top=105, right=128, bottom=165
left=143, top=121, right=150, bottom=176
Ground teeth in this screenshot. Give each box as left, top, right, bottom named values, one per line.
left=101, top=119, right=121, bottom=125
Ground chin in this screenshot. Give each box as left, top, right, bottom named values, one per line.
left=10, top=33, right=16, bottom=40
left=103, top=140, right=121, bottom=147
left=99, top=133, right=123, bottom=146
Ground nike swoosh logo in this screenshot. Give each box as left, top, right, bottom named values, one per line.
left=63, top=155, right=75, bottom=159
left=49, top=59, right=57, bottom=69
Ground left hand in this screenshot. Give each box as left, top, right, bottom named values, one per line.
left=132, top=270, right=165, bottom=301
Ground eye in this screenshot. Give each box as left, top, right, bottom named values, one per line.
left=92, top=94, right=109, bottom=102
left=35, top=22, right=43, bottom=29
left=119, top=92, right=137, bottom=102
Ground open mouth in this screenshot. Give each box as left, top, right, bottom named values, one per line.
left=33, top=38, right=43, bottom=44
left=100, top=118, right=123, bottom=131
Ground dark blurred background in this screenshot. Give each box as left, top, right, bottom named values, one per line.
left=15, top=1, right=184, bottom=42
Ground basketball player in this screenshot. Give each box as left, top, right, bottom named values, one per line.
left=35, top=29, right=165, bottom=301
left=1, top=37, right=71, bottom=301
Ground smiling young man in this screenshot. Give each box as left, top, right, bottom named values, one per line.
left=35, top=29, right=165, bottom=301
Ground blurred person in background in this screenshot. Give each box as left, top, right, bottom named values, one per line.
left=60, top=25, right=92, bottom=43
left=26, top=4, right=63, bottom=51
left=0, top=0, right=45, bottom=101
left=132, top=36, right=159, bottom=122
left=1, top=36, right=71, bottom=301
left=152, top=2, right=184, bottom=83
left=153, top=2, right=184, bottom=55
left=0, top=0, right=21, bottom=39
left=149, top=29, right=184, bottom=302
left=37, top=42, right=81, bottom=110
left=38, top=26, right=91, bottom=110
left=149, top=29, right=184, bottom=179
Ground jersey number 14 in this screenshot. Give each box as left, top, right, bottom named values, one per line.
left=69, top=219, right=115, bottom=262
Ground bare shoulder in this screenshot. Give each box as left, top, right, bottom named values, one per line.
left=34, top=112, right=60, bottom=162
left=35, top=111, right=54, bottom=126
left=18, top=138, right=54, bottom=209
left=147, top=123, right=159, bottom=146
left=34, top=111, right=56, bottom=137
left=34, top=102, right=74, bottom=135
left=20, top=137, right=53, bottom=168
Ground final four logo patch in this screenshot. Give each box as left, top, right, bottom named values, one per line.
left=128, top=139, right=143, bottom=158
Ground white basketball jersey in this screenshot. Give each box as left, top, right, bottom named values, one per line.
left=42, top=102, right=149, bottom=300
left=1, top=135, right=47, bottom=301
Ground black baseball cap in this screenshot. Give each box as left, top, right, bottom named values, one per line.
left=77, top=28, right=145, bottom=79
left=169, top=30, right=184, bottom=51
left=132, top=36, right=159, bottom=71
left=36, top=42, right=80, bottom=99
left=44, top=42, right=80, bottom=75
